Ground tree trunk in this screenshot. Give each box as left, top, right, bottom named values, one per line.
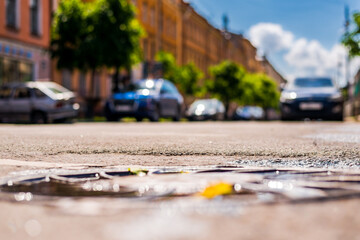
left=113, top=67, right=120, bottom=93
left=85, top=69, right=96, bottom=119
left=225, top=101, right=230, bottom=120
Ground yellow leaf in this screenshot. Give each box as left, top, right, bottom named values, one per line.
left=200, top=182, right=233, bottom=199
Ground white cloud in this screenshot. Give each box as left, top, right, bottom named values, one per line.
left=247, top=22, right=360, bottom=86
left=248, top=23, right=294, bottom=54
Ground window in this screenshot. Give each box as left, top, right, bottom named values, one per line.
left=6, top=0, right=17, bottom=28
left=14, top=88, right=31, bottom=99
left=34, top=89, right=46, bottom=98
left=30, top=0, right=39, bottom=35
left=142, top=2, right=148, bottom=23
left=0, top=87, right=12, bottom=99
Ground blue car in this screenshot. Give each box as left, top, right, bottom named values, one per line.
left=280, top=77, right=344, bottom=121
left=104, top=79, right=184, bottom=122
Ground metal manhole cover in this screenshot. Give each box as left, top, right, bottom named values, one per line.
left=1, top=166, right=360, bottom=207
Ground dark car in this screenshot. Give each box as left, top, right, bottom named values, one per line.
left=104, top=79, right=184, bottom=122
left=280, top=77, right=343, bottom=121
left=186, top=99, right=225, bottom=121
left=0, top=82, right=79, bottom=123
left=233, top=106, right=265, bottom=120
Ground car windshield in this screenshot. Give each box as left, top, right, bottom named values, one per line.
left=40, top=82, right=72, bottom=94
left=134, top=80, right=157, bottom=91
left=294, top=78, right=333, bottom=88
left=190, top=100, right=216, bottom=111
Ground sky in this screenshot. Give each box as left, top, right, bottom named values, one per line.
left=187, top=0, right=360, bottom=86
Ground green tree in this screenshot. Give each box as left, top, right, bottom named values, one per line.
left=155, top=51, right=179, bottom=84
left=342, top=11, right=360, bottom=57
left=51, top=0, right=88, bottom=71
left=242, top=73, right=280, bottom=110
left=51, top=0, right=143, bottom=117
left=90, top=0, right=143, bottom=91
left=207, top=61, right=246, bottom=117
left=178, top=62, right=203, bottom=97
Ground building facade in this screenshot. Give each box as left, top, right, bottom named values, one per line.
left=0, top=0, right=51, bottom=85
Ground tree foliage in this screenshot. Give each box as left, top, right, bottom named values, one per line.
left=155, top=51, right=204, bottom=97
left=51, top=0, right=143, bottom=89
left=51, top=0, right=88, bottom=70
left=342, top=11, right=360, bottom=57
left=155, top=51, right=179, bottom=84
left=241, top=73, right=280, bottom=109
left=205, top=61, right=280, bottom=118
left=207, top=61, right=246, bottom=111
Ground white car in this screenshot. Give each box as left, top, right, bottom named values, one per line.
left=0, top=81, right=79, bottom=123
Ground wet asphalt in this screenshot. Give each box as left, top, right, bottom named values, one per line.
left=0, top=121, right=360, bottom=240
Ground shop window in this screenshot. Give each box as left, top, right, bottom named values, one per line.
left=30, top=0, right=39, bottom=35
left=6, top=0, right=17, bottom=29
left=0, top=58, right=32, bottom=84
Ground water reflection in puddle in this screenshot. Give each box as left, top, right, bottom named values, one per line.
left=1, top=166, right=360, bottom=216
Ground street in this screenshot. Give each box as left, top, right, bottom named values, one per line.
left=0, top=121, right=360, bottom=240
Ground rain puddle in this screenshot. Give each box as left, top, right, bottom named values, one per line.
left=1, top=166, right=360, bottom=211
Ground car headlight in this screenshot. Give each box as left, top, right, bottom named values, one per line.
left=329, top=93, right=343, bottom=102
left=280, top=92, right=297, bottom=102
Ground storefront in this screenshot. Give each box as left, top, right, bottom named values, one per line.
left=0, top=39, right=50, bottom=85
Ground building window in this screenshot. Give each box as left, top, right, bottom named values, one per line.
left=30, top=0, right=39, bottom=35
left=142, top=2, right=148, bottom=23
left=150, top=6, right=155, bottom=27
left=6, top=0, right=17, bottom=29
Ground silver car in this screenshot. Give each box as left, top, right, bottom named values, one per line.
left=0, top=82, right=79, bottom=123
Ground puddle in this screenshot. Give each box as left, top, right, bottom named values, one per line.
left=1, top=166, right=360, bottom=205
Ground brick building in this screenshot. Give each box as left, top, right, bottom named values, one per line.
left=0, top=0, right=51, bottom=85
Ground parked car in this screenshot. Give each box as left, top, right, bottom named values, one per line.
left=186, top=99, right=225, bottom=121
left=280, top=77, right=343, bottom=121
left=104, top=79, right=184, bottom=122
left=0, top=81, right=79, bottom=123
left=233, top=106, right=265, bottom=120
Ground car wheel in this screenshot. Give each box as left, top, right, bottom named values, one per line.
left=106, top=114, right=118, bottom=122
left=172, top=106, right=181, bottom=122
left=136, top=117, right=143, bottom=122
left=31, top=111, right=47, bottom=124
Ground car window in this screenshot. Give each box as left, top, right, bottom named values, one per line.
left=13, top=87, right=31, bottom=99
left=161, top=81, right=177, bottom=94
left=135, top=80, right=157, bottom=91
left=0, top=87, right=12, bottom=99
left=34, top=88, right=47, bottom=98
left=294, top=78, right=333, bottom=88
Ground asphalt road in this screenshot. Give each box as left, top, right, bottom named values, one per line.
left=0, top=121, right=360, bottom=240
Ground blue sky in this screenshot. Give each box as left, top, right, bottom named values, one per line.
left=187, top=0, right=360, bottom=85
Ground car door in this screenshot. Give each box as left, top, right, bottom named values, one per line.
left=9, top=87, right=33, bottom=122
left=0, top=86, right=13, bottom=122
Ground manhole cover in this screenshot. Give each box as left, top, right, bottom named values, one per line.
left=1, top=166, right=360, bottom=207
